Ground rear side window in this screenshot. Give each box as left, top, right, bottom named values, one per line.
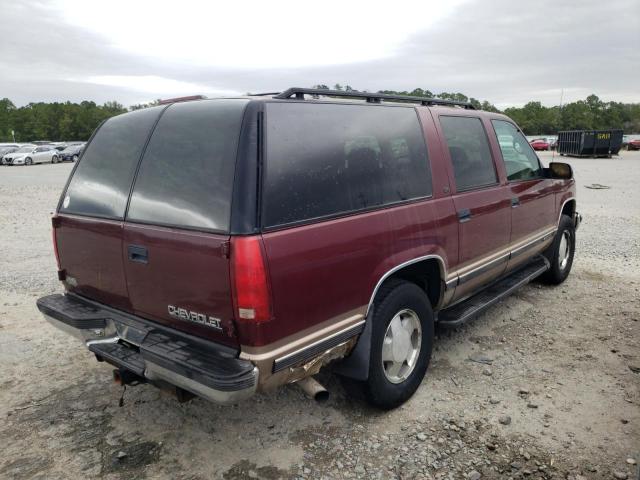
left=263, top=102, right=431, bottom=227
left=439, top=116, right=497, bottom=191
left=126, top=99, right=248, bottom=232
left=492, top=120, right=543, bottom=181
left=60, top=107, right=163, bottom=218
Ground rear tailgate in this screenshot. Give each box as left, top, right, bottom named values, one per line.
left=121, top=99, right=250, bottom=347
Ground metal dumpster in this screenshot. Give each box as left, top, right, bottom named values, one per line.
left=557, top=129, right=623, bottom=157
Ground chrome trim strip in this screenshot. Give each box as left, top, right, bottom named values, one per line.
left=274, top=319, right=365, bottom=372
left=457, top=253, right=510, bottom=285
left=445, top=277, right=458, bottom=289
left=449, top=227, right=557, bottom=287
left=365, top=254, right=448, bottom=317
left=510, top=230, right=555, bottom=258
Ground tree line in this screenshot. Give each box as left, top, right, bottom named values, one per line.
left=321, top=85, right=640, bottom=135
left=0, top=89, right=638, bottom=142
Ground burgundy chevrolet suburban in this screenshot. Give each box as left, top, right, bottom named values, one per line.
left=37, top=88, right=581, bottom=409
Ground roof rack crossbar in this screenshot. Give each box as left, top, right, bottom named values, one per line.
left=273, top=87, right=476, bottom=109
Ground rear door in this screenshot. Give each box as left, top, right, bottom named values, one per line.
left=435, top=114, right=512, bottom=301
left=490, top=120, right=556, bottom=271
left=121, top=99, right=249, bottom=347
left=55, top=107, right=165, bottom=311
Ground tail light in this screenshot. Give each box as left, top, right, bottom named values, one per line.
left=230, top=236, right=273, bottom=345
left=51, top=215, right=61, bottom=271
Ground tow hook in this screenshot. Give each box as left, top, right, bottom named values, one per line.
left=296, top=376, right=329, bottom=402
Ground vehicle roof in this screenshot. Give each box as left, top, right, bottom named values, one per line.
left=160, top=94, right=511, bottom=123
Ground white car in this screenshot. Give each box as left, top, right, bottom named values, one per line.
left=2, top=145, right=59, bottom=165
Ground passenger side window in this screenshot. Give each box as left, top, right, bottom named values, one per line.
left=263, top=102, right=431, bottom=227
left=439, top=116, right=497, bottom=191
left=492, top=120, right=543, bottom=181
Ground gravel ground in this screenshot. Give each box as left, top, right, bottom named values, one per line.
left=0, top=152, right=638, bottom=480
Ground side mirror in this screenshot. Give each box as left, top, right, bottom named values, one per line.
left=548, top=162, right=573, bottom=180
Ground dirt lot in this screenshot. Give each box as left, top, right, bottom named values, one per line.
left=0, top=152, right=638, bottom=480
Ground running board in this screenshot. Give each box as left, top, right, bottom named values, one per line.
left=438, top=255, right=550, bottom=328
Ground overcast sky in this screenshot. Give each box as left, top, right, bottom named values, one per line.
left=2, top=0, right=638, bottom=109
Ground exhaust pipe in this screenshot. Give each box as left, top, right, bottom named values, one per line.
left=296, top=376, right=329, bottom=402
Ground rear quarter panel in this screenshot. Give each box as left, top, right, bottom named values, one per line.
left=261, top=199, right=455, bottom=346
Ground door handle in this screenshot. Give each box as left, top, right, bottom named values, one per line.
left=457, top=208, right=472, bottom=223
left=128, top=245, right=148, bottom=264
left=511, top=197, right=521, bottom=208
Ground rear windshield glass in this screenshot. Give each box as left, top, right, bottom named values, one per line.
left=126, top=99, right=248, bottom=232
left=263, top=102, right=431, bottom=227
left=60, top=107, right=164, bottom=218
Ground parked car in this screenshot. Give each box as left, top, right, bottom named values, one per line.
left=2, top=144, right=36, bottom=165
left=0, top=145, right=19, bottom=159
left=37, top=89, right=580, bottom=410
left=58, top=143, right=85, bottom=162
left=2, top=144, right=59, bottom=165
left=529, top=138, right=550, bottom=151
left=627, top=139, right=640, bottom=151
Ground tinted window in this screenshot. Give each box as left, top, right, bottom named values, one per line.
left=264, top=102, right=431, bottom=227
left=492, top=120, right=543, bottom=181
left=127, top=99, right=248, bottom=232
left=61, top=107, right=163, bottom=218
left=439, top=116, right=497, bottom=191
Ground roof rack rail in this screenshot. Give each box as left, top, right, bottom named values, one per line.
left=273, top=87, right=476, bottom=110
left=158, top=95, right=207, bottom=105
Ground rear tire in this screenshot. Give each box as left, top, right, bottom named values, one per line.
left=540, top=214, right=575, bottom=285
left=361, top=280, right=434, bottom=410
left=52, top=155, right=58, bottom=164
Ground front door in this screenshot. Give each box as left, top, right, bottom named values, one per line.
left=491, top=120, right=556, bottom=272
left=435, top=114, right=512, bottom=302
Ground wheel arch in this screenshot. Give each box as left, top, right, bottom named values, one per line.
left=335, top=254, right=447, bottom=381
left=560, top=198, right=576, bottom=221
left=365, top=255, right=446, bottom=316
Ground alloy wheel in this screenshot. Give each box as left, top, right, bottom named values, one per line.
left=381, top=309, right=422, bottom=384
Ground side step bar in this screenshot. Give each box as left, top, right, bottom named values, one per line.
left=438, top=255, right=550, bottom=328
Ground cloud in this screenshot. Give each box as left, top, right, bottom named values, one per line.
left=1, top=0, right=638, bottom=107
left=81, top=75, right=239, bottom=97
left=53, top=0, right=468, bottom=68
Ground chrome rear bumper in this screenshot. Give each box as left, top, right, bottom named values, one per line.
left=37, top=294, right=258, bottom=405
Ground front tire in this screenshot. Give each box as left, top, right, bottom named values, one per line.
left=52, top=155, right=58, bottom=164
left=540, top=214, right=575, bottom=284
left=362, top=280, right=434, bottom=410
left=72, top=154, right=78, bottom=162
left=25, top=157, right=33, bottom=166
